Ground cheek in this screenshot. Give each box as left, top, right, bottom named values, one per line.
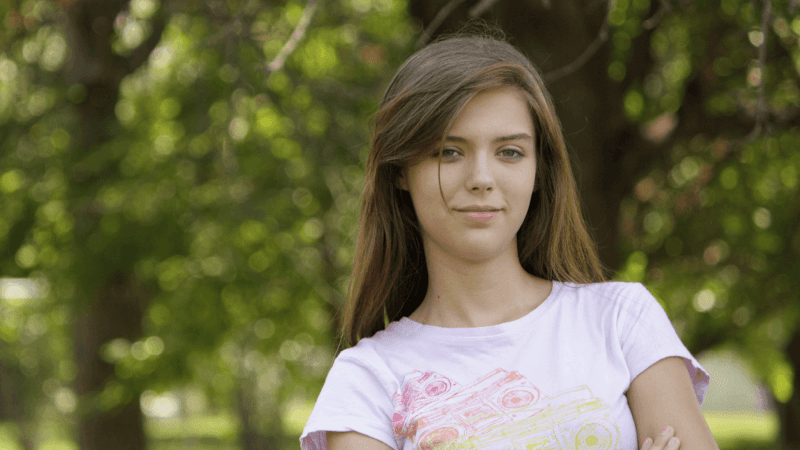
left=503, top=170, right=536, bottom=195
left=504, top=180, right=536, bottom=220
left=411, top=166, right=456, bottom=203
left=407, top=171, right=441, bottom=216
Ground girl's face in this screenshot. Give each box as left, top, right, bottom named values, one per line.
left=399, top=87, right=537, bottom=263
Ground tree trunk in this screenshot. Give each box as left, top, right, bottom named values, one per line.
left=0, top=360, right=35, bottom=450
left=62, top=1, right=165, bottom=448
left=73, top=272, right=147, bottom=450
left=780, top=329, right=800, bottom=449
left=236, top=368, right=259, bottom=450
left=236, top=362, right=275, bottom=450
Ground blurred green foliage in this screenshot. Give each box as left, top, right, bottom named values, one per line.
left=609, top=0, right=800, bottom=414
left=0, top=0, right=799, bottom=448
left=0, top=0, right=416, bottom=447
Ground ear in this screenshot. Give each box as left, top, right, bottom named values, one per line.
left=396, top=170, right=409, bottom=191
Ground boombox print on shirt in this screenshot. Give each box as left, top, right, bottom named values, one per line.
left=392, top=369, right=621, bottom=450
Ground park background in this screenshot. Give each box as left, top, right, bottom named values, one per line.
left=1, top=0, right=799, bottom=448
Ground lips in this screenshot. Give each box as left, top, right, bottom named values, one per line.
left=455, top=206, right=501, bottom=222
left=461, top=211, right=498, bottom=221
left=455, top=206, right=501, bottom=212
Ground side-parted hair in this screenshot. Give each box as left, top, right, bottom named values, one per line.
left=341, top=34, right=606, bottom=346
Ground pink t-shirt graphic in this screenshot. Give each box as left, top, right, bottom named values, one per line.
left=393, top=369, right=620, bottom=450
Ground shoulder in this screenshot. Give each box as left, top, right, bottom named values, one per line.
left=564, top=280, right=649, bottom=297
left=558, top=280, right=656, bottom=309
left=342, top=318, right=417, bottom=356
left=303, top=328, right=410, bottom=450
left=556, top=281, right=666, bottom=336
left=332, top=319, right=418, bottom=378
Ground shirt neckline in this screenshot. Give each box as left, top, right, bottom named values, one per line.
left=393, top=281, right=563, bottom=341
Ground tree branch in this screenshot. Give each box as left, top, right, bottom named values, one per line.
left=745, top=0, right=772, bottom=141
left=543, top=14, right=610, bottom=83
left=643, top=0, right=671, bottom=30
left=266, top=0, right=319, bottom=73
left=415, top=0, right=469, bottom=49
left=467, top=0, right=501, bottom=17
left=125, top=14, right=166, bottom=72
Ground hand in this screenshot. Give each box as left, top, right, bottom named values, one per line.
left=640, top=426, right=680, bottom=450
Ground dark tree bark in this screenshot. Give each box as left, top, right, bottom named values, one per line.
left=73, top=272, right=147, bottom=450
left=236, top=373, right=267, bottom=450
left=62, top=1, right=166, bottom=449
left=781, top=329, right=800, bottom=449
left=0, top=360, right=34, bottom=449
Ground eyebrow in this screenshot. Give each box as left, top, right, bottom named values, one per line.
left=445, top=133, right=534, bottom=143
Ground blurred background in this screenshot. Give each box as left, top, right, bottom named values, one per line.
left=0, top=0, right=798, bottom=448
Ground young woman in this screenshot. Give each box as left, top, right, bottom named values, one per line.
left=301, top=35, right=718, bottom=450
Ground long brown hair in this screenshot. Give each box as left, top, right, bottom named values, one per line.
left=341, top=34, right=606, bottom=346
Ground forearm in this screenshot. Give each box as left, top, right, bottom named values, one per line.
left=628, top=357, right=719, bottom=450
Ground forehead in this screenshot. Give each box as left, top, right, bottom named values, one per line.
left=447, top=88, right=535, bottom=137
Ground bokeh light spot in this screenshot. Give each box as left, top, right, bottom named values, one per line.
left=752, top=207, right=772, bottom=229
left=693, top=289, right=716, bottom=312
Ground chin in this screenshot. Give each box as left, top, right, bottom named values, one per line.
left=449, top=239, right=514, bottom=263
left=422, top=230, right=519, bottom=264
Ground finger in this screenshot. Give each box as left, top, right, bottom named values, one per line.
left=640, top=437, right=653, bottom=450
left=665, top=437, right=680, bottom=450
left=651, top=426, right=675, bottom=450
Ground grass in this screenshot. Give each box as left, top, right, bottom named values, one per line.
left=704, top=410, right=778, bottom=448
left=0, top=410, right=783, bottom=449
left=144, top=413, right=239, bottom=440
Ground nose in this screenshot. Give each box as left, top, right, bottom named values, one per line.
left=465, top=152, right=494, bottom=192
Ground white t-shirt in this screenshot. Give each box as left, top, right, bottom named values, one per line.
left=301, top=281, right=710, bottom=450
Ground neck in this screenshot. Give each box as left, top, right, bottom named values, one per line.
left=411, top=238, right=552, bottom=328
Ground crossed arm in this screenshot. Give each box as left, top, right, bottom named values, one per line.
left=329, top=356, right=719, bottom=450
left=627, top=356, right=719, bottom=450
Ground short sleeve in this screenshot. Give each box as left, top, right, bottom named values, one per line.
left=618, top=283, right=710, bottom=406
left=300, top=355, right=398, bottom=450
